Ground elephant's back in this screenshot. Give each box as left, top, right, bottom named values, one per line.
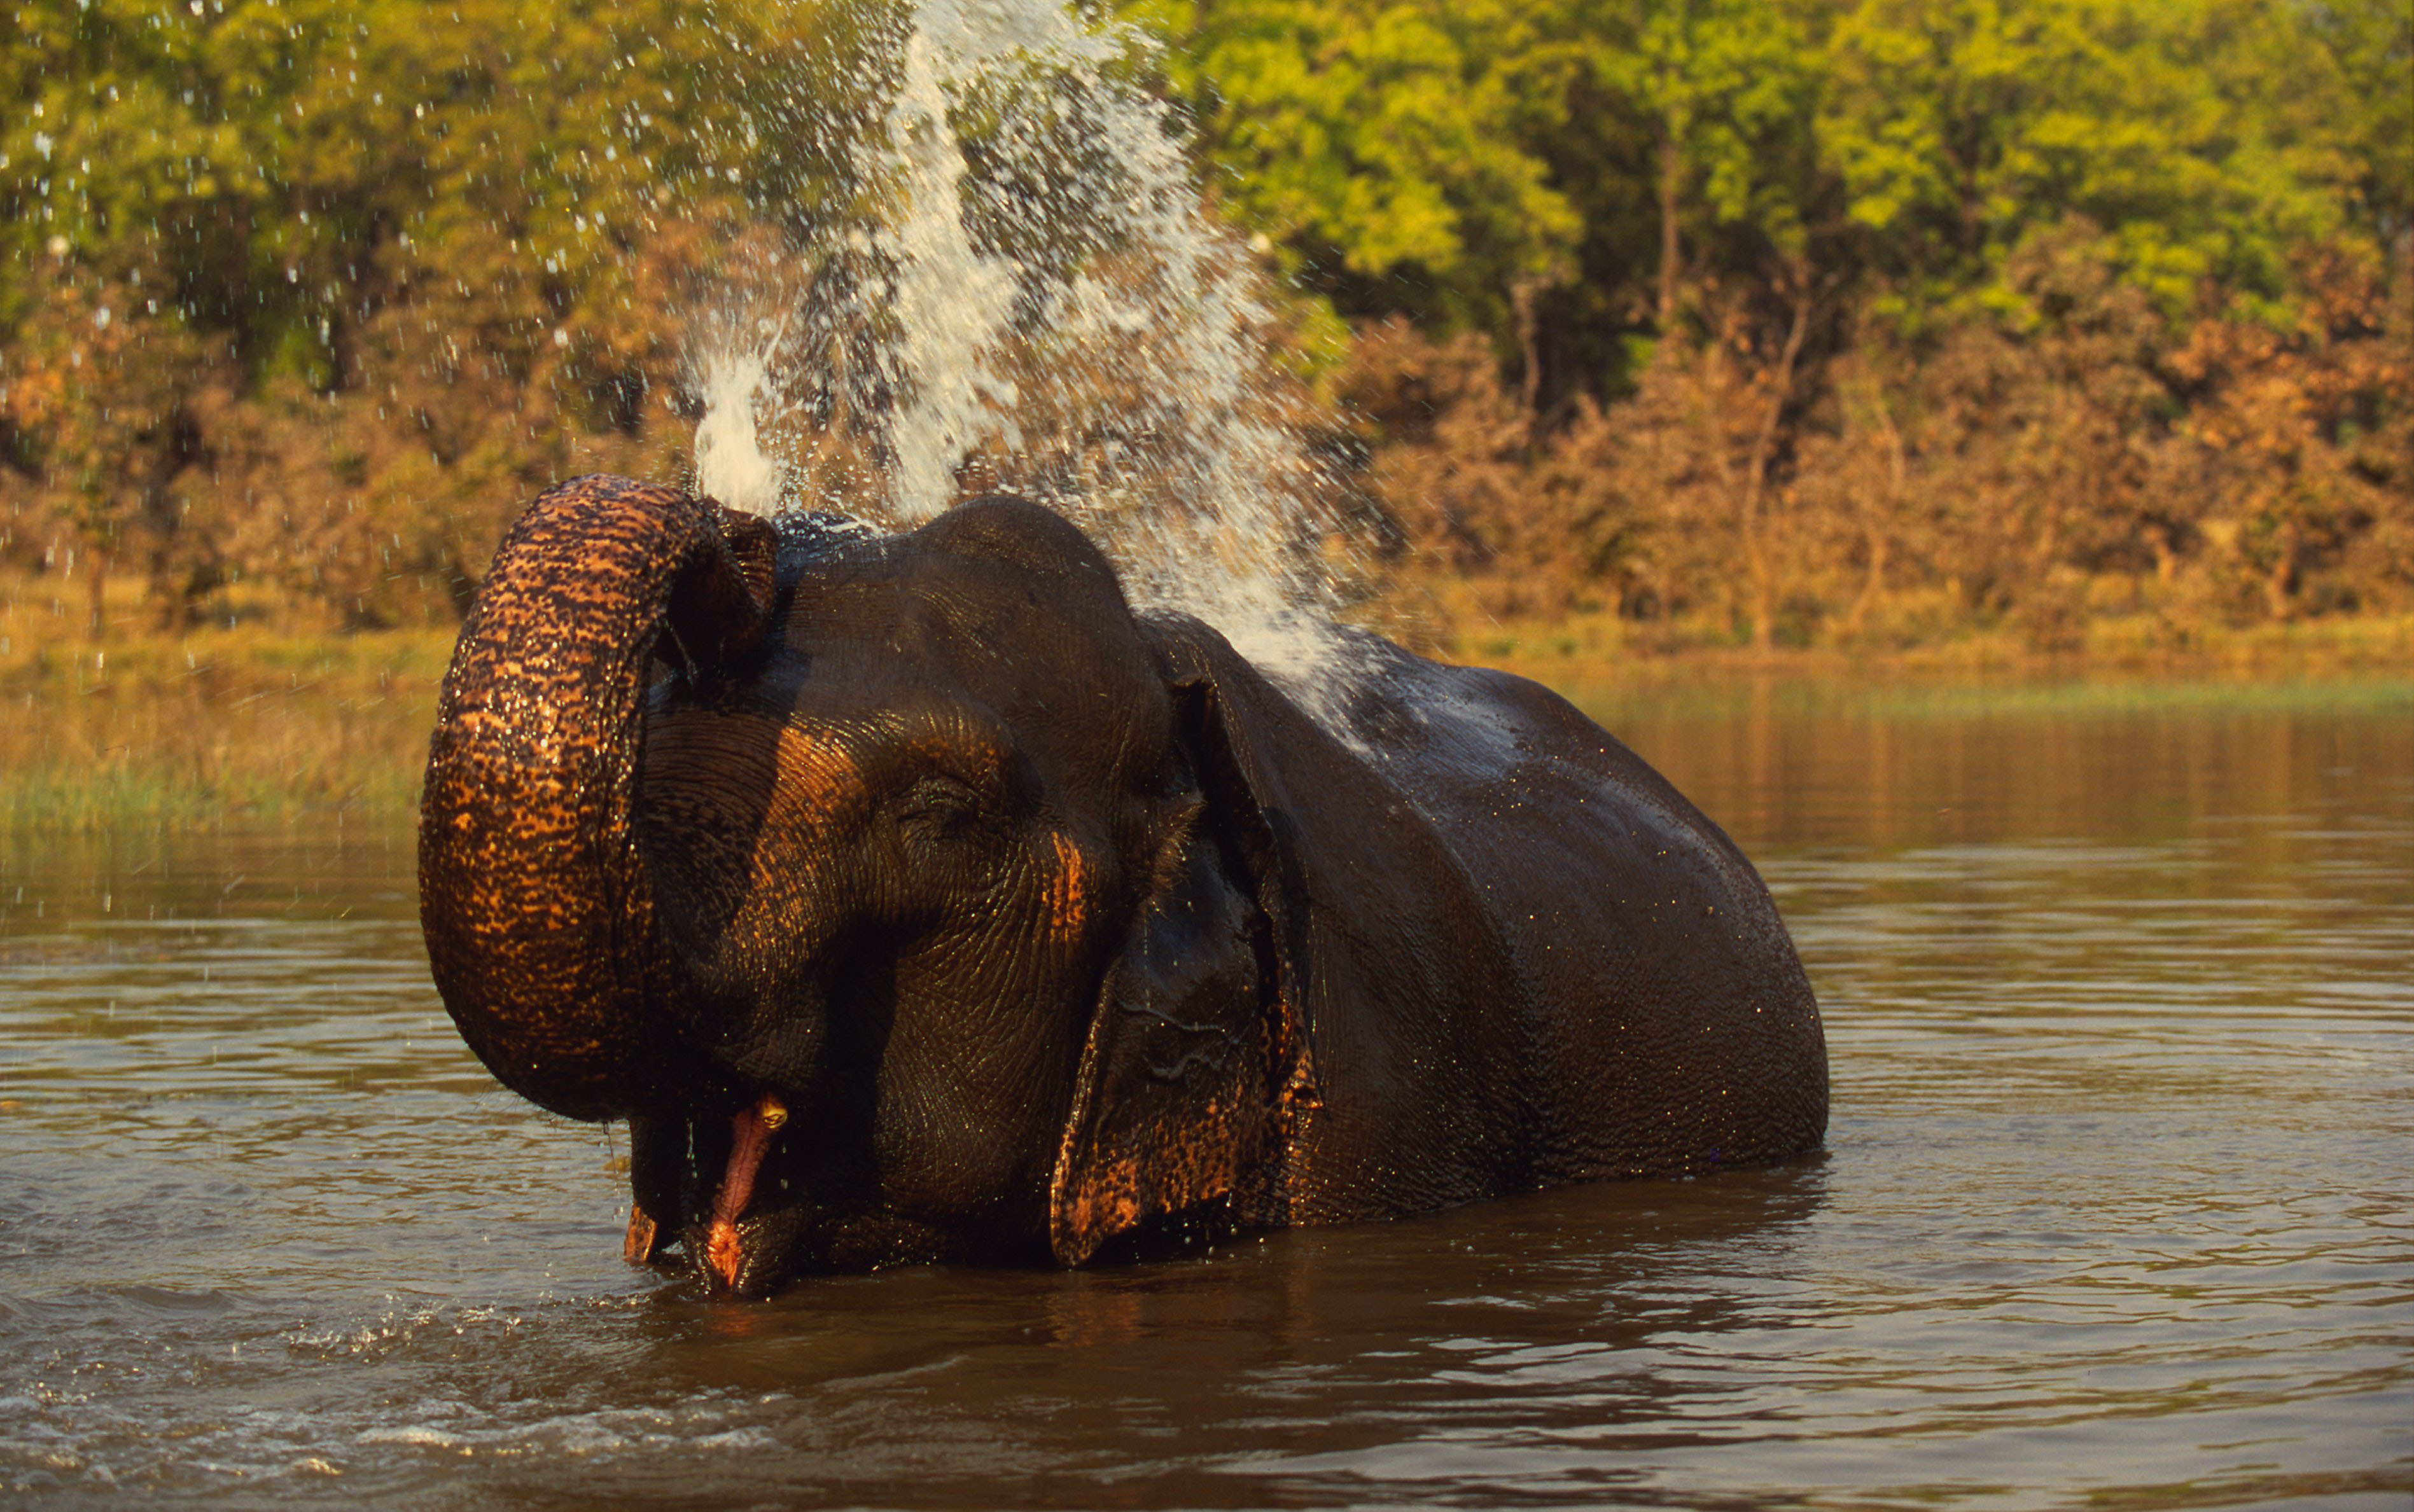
left=1331, top=641, right=1829, bottom=1179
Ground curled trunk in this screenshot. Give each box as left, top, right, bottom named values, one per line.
left=419, top=476, right=774, bottom=1120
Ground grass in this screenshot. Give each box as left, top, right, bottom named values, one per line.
left=1, top=579, right=450, bottom=832
left=4, top=572, right=2408, bottom=832
left=1438, top=609, right=2414, bottom=721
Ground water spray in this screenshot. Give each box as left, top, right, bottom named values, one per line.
left=685, top=0, right=1363, bottom=723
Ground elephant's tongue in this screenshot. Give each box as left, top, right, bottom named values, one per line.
left=703, top=1095, right=787, bottom=1288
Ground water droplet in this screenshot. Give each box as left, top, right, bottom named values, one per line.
left=649, top=2, right=1369, bottom=732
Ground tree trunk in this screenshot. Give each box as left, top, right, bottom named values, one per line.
left=1512, top=275, right=1547, bottom=423
left=1738, top=274, right=1817, bottom=651
left=85, top=546, right=109, bottom=640
left=1845, top=380, right=1906, bottom=639
left=1657, top=130, right=1684, bottom=329
left=2262, top=517, right=2299, bottom=621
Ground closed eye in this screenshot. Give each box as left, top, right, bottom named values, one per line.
left=897, top=774, right=986, bottom=841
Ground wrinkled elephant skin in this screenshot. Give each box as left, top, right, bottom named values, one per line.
left=418, top=477, right=1827, bottom=1296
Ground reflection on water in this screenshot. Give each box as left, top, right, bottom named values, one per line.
left=2, top=686, right=2408, bottom=1506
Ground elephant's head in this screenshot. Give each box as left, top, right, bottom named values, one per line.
left=421, top=477, right=1294, bottom=1294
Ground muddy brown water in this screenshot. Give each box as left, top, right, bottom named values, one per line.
left=3, top=685, right=2408, bottom=1507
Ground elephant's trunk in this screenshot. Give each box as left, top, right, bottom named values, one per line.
left=419, top=476, right=774, bottom=1121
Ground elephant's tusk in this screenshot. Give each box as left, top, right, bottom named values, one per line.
left=624, top=1203, right=662, bottom=1265
left=704, top=1094, right=790, bottom=1288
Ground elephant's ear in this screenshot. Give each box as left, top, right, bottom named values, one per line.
left=1047, top=615, right=1312, bottom=1265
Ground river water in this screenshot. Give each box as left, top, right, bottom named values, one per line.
left=2, top=683, right=2407, bottom=1508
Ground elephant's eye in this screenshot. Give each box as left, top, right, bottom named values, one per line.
left=897, top=775, right=986, bottom=843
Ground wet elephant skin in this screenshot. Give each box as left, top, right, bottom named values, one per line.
left=417, top=476, right=1827, bottom=1297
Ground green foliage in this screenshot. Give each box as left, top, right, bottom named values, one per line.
left=1604, top=0, right=1817, bottom=237
left=0, top=0, right=775, bottom=369
left=0, top=0, right=876, bottom=622
left=2298, top=0, right=2413, bottom=247
left=1820, top=0, right=2373, bottom=324
left=1131, top=0, right=1584, bottom=328
left=0, top=0, right=2404, bottom=645
left=1133, top=0, right=2401, bottom=350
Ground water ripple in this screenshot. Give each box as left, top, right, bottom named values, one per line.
left=2, top=706, right=2409, bottom=1506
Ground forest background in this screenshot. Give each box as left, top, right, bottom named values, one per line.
left=2, top=0, right=2408, bottom=686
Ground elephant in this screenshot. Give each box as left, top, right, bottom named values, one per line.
left=418, top=475, right=1826, bottom=1297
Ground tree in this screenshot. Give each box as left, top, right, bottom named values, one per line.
left=1820, top=0, right=2359, bottom=323
left=1579, top=0, right=1817, bottom=329
left=0, top=0, right=825, bottom=624
left=1131, top=0, right=1584, bottom=337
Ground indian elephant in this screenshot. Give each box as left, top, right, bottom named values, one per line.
left=419, top=475, right=1827, bottom=1297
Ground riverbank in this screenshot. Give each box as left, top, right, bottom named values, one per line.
left=0, top=623, right=448, bottom=832
left=3, top=607, right=2408, bottom=831
left=1438, top=610, right=2414, bottom=718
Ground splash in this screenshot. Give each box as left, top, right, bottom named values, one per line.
left=686, top=0, right=1362, bottom=722
left=691, top=345, right=786, bottom=517
left=876, top=22, right=1024, bottom=521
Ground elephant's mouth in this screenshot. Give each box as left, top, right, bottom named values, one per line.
left=701, top=1093, right=788, bottom=1287
left=624, top=1094, right=975, bottom=1296
left=620, top=1094, right=806, bottom=1298
left=667, top=1093, right=812, bottom=1298
left=684, top=1205, right=813, bottom=1299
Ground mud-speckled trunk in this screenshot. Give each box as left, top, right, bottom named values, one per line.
left=419, top=476, right=774, bottom=1121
